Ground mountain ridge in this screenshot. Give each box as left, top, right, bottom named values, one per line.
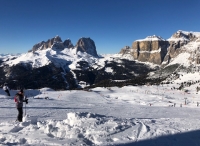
left=1, top=30, right=200, bottom=90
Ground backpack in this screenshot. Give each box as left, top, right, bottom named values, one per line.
left=14, top=95, right=18, bottom=102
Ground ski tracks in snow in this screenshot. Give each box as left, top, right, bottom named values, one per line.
left=136, top=121, right=150, bottom=141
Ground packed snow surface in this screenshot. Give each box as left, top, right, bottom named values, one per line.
left=1, top=79, right=200, bottom=145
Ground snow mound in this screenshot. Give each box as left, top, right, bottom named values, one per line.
left=37, top=112, right=119, bottom=145
left=1, top=112, right=200, bottom=145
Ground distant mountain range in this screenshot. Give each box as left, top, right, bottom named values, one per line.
left=0, top=53, right=21, bottom=56
left=0, top=30, right=200, bottom=90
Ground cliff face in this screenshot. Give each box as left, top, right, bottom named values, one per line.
left=121, top=31, right=200, bottom=65
left=131, top=36, right=169, bottom=64
left=76, top=37, right=98, bottom=57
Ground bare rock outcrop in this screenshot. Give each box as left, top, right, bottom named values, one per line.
left=76, top=37, right=98, bottom=57
left=131, top=36, right=169, bottom=64
left=130, top=31, right=200, bottom=65
left=119, top=46, right=131, bottom=55
left=63, top=39, right=74, bottom=48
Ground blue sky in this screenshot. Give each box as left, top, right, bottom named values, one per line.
left=0, top=0, right=199, bottom=54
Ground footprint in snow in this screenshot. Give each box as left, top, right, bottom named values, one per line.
left=9, top=126, right=23, bottom=133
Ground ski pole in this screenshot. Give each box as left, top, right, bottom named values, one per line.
left=25, top=99, right=26, bottom=116
left=24, top=95, right=27, bottom=116
left=24, top=89, right=26, bottom=116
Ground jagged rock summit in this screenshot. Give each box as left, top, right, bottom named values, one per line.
left=163, top=30, right=200, bottom=65
left=31, top=36, right=68, bottom=52
left=30, top=36, right=98, bottom=57
left=168, top=30, right=199, bottom=42
left=76, top=37, right=98, bottom=57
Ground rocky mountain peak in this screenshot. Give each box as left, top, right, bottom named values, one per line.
left=76, top=37, right=98, bottom=57
left=30, top=36, right=98, bottom=57
left=54, top=35, right=62, bottom=43
left=63, top=39, right=73, bottom=48
left=169, top=30, right=197, bottom=42
left=31, top=36, right=74, bottom=52
left=172, top=30, right=189, bottom=40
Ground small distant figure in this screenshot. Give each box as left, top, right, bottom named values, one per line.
left=174, top=103, right=176, bottom=107
left=197, top=102, right=199, bottom=107
left=3, top=83, right=10, bottom=96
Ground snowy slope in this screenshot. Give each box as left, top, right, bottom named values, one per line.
left=1, top=80, right=200, bottom=145
left=1, top=49, right=106, bottom=69
left=2, top=48, right=97, bottom=69
left=181, top=30, right=200, bottom=37
left=1, top=47, right=138, bottom=73
left=165, top=41, right=200, bottom=68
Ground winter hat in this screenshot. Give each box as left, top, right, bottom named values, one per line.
left=20, top=89, right=23, bottom=93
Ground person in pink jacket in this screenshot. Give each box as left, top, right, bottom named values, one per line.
left=14, top=89, right=28, bottom=122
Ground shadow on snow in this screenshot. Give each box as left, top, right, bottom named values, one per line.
left=116, top=129, right=200, bottom=146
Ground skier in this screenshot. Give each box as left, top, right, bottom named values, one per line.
left=3, top=83, right=10, bottom=96
left=14, top=89, right=28, bottom=122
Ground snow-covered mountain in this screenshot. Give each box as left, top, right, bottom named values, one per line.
left=1, top=30, right=200, bottom=90
left=168, top=30, right=200, bottom=42
left=130, top=30, right=200, bottom=65
left=0, top=36, right=153, bottom=90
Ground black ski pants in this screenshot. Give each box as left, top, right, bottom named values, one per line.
left=17, top=107, right=23, bottom=122
left=5, top=90, right=10, bottom=96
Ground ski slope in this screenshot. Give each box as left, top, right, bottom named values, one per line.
left=1, top=82, right=200, bottom=145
